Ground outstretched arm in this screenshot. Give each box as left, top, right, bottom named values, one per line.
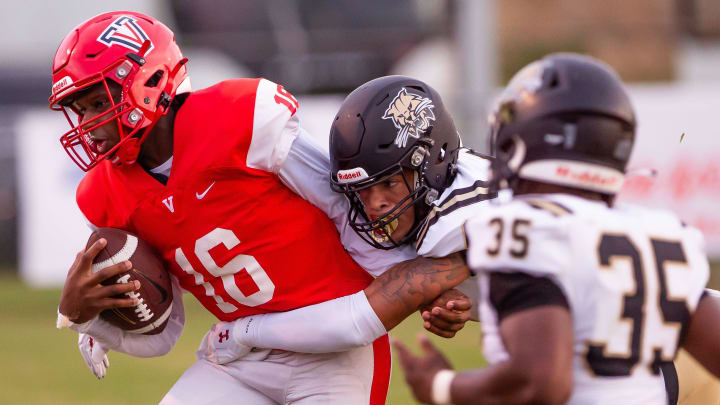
left=364, top=253, right=469, bottom=331
left=198, top=253, right=469, bottom=359
left=396, top=305, right=573, bottom=405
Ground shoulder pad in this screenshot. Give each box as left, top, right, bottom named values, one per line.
left=464, top=199, right=572, bottom=278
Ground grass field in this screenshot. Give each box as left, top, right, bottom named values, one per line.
left=0, top=273, right=484, bottom=405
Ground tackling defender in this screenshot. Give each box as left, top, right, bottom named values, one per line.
left=395, top=53, right=720, bottom=405
left=195, top=75, right=494, bottom=360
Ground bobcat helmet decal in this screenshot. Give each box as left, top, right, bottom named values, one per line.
left=382, top=88, right=436, bottom=148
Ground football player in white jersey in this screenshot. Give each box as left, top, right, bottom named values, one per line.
left=394, top=53, right=720, bottom=405
left=195, top=76, right=495, bottom=358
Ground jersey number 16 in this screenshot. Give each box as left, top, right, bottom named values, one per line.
left=174, top=228, right=276, bottom=313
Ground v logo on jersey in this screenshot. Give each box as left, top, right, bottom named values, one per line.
left=196, top=182, right=215, bottom=200
left=162, top=196, right=175, bottom=213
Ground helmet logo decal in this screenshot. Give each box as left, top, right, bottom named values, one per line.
left=382, top=88, right=436, bottom=148
left=337, top=167, right=369, bottom=183
left=51, top=75, right=74, bottom=99
left=519, top=160, right=625, bottom=194
left=97, top=16, right=154, bottom=54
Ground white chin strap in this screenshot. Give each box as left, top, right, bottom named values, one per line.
left=519, top=159, right=625, bottom=194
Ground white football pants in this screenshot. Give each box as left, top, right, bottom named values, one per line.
left=159, top=336, right=390, bottom=405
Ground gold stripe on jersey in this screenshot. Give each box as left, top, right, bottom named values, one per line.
left=414, top=183, right=490, bottom=251
left=523, top=198, right=573, bottom=217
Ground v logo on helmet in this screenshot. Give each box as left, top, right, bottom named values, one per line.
left=382, top=88, right=436, bottom=148
left=97, top=16, right=154, bottom=54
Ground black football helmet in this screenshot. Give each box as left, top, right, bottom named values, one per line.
left=330, top=75, right=461, bottom=249
left=488, top=53, right=636, bottom=196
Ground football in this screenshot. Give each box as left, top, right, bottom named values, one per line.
left=86, top=228, right=173, bottom=335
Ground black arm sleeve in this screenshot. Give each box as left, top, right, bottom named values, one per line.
left=489, top=271, right=570, bottom=322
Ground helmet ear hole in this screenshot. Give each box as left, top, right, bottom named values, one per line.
left=437, top=142, right=448, bottom=163
left=543, top=67, right=561, bottom=89
left=145, top=70, right=164, bottom=88
left=498, top=138, right=514, bottom=155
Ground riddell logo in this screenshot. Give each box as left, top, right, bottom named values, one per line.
left=337, top=167, right=368, bottom=183
left=556, top=166, right=618, bottom=186
left=339, top=171, right=363, bottom=180
left=52, top=76, right=73, bottom=96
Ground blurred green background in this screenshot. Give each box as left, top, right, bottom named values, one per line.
left=2, top=263, right=718, bottom=404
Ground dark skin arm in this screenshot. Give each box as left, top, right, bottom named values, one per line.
left=58, top=238, right=141, bottom=324
left=364, top=252, right=470, bottom=331
left=682, top=291, right=720, bottom=378
left=395, top=305, right=574, bottom=405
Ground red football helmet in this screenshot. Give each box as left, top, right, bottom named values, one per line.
left=49, top=11, right=188, bottom=171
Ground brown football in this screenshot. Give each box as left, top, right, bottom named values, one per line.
left=86, top=228, right=172, bottom=335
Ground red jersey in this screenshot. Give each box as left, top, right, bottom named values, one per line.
left=77, top=78, right=373, bottom=321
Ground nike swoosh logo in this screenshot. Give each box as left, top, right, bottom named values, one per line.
left=196, top=182, right=215, bottom=199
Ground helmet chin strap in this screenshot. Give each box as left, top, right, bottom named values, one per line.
left=498, top=135, right=527, bottom=190
left=112, top=56, right=188, bottom=167
left=507, top=135, right=527, bottom=173
left=115, top=137, right=142, bottom=165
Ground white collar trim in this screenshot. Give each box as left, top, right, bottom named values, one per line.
left=150, top=156, right=173, bottom=178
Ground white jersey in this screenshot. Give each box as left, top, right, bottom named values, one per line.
left=465, top=193, right=710, bottom=405
left=412, top=149, right=494, bottom=318
left=415, top=149, right=494, bottom=257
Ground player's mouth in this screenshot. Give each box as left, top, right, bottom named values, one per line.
left=369, top=216, right=399, bottom=244
left=89, top=136, right=110, bottom=154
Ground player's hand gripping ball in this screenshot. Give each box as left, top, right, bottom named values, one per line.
left=86, top=228, right=173, bottom=335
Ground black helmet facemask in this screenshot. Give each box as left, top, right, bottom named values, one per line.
left=332, top=139, right=439, bottom=249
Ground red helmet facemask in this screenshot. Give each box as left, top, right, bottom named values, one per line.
left=49, top=11, right=189, bottom=172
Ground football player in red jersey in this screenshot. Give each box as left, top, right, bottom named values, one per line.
left=52, top=11, right=470, bottom=404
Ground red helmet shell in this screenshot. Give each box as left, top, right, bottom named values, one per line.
left=50, top=11, right=188, bottom=171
